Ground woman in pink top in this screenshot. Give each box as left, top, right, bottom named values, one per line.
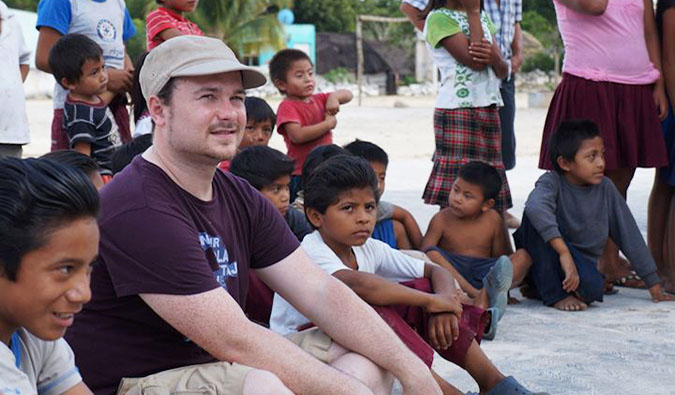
left=540, top=0, right=669, bottom=288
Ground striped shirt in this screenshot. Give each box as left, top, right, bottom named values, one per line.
left=146, top=7, right=204, bottom=51
left=63, top=96, right=122, bottom=175
left=484, top=0, right=522, bottom=77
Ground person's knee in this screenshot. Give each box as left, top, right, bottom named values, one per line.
left=242, top=369, right=293, bottom=395
left=330, top=351, right=394, bottom=394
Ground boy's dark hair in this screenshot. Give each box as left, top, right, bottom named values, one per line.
left=301, top=144, right=351, bottom=186
left=0, top=157, right=99, bottom=281
left=131, top=51, right=150, bottom=124
left=343, top=139, right=389, bottom=166
left=269, top=48, right=312, bottom=93
left=230, top=146, right=295, bottom=190
left=548, top=119, right=601, bottom=173
left=245, top=97, right=276, bottom=126
left=111, top=134, right=153, bottom=175
left=40, top=150, right=99, bottom=176
left=457, top=161, right=502, bottom=201
left=304, top=155, right=379, bottom=216
left=48, top=34, right=103, bottom=88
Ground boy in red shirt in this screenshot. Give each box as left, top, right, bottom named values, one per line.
left=270, top=48, right=353, bottom=201
left=146, top=0, right=203, bottom=51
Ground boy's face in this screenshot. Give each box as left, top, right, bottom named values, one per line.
left=307, top=187, right=377, bottom=249
left=448, top=177, right=493, bottom=218
left=559, top=136, right=605, bottom=186
left=0, top=218, right=98, bottom=343
left=163, top=0, right=199, bottom=13
left=276, top=59, right=315, bottom=99
left=239, top=119, right=273, bottom=150
left=260, top=174, right=291, bottom=216
left=63, top=57, right=108, bottom=98
left=369, top=161, right=387, bottom=197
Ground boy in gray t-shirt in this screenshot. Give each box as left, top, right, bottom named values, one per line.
left=514, top=120, right=674, bottom=311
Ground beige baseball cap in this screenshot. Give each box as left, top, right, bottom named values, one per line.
left=140, top=35, right=267, bottom=100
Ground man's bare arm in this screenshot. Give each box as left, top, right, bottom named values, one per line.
left=258, top=247, right=441, bottom=394
left=556, top=0, right=608, bottom=15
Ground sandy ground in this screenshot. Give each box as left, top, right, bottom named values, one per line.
left=23, top=96, right=675, bottom=395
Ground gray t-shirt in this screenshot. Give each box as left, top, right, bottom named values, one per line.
left=524, top=171, right=659, bottom=287
left=376, top=200, right=395, bottom=222
left=0, top=328, right=82, bottom=395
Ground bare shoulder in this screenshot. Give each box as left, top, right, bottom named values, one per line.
left=483, top=209, right=504, bottom=233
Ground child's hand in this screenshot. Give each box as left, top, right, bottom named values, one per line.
left=653, top=84, right=668, bottom=122
left=458, top=0, right=481, bottom=13
left=324, top=113, right=337, bottom=129
left=649, top=284, right=675, bottom=302
left=559, top=252, right=579, bottom=292
left=106, top=68, right=133, bottom=93
left=469, top=38, right=499, bottom=66
left=424, top=293, right=463, bottom=315
left=325, top=96, right=341, bottom=115
left=428, top=313, right=459, bottom=350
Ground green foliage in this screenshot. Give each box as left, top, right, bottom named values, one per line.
left=127, top=0, right=152, bottom=20
left=193, top=0, right=291, bottom=58
left=3, top=0, right=39, bottom=11
left=523, top=1, right=557, bottom=25
left=399, top=74, right=417, bottom=86
left=323, top=67, right=354, bottom=83
left=126, top=18, right=147, bottom=64
left=293, top=0, right=357, bottom=32
left=521, top=51, right=554, bottom=73
left=521, top=10, right=561, bottom=50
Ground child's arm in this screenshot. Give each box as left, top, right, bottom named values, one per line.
left=73, top=142, right=92, bottom=157
left=490, top=212, right=513, bottom=257
left=459, top=0, right=484, bottom=43
left=325, top=89, right=353, bottom=116
left=469, top=38, right=509, bottom=79
left=331, top=269, right=462, bottom=315
left=392, top=205, right=423, bottom=250
left=421, top=214, right=481, bottom=297
left=283, top=116, right=337, bottom=144
left=423, top=262, right=464, bottom=350
left=400, top=2, right=426, bottom=31
left=664, top=7, right=675, bottom=115
left=643, top=0, right=668, bottom=121
left=556, top=0, right=608, bottom=15
left=157, top=28, right=186, bottom=42
left=548, top=237, right=580, bottom=293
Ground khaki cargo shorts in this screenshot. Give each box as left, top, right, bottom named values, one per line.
left=117, top=328, right=332, bottom=395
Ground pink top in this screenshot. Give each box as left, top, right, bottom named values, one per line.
left=554, top=0, right=659, bottom=84
left=276, top=93, right=332, bottom=175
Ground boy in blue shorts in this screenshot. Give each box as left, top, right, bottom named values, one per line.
left=514, top=120, right=675, bottom=311
left=422, top=161, right=532, bottom=323
left=0, top=157, right=99, bottom=394
left=344, top=139, right=424, bottom=250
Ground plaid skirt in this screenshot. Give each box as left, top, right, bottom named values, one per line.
left=423, top=107, right=512, bottom=211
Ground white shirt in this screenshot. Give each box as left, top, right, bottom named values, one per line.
left=0, top=1, right=30, bottom=145
left=0, top=328, right=82, bottom=395
left=270, top=231, right=425, bottom=335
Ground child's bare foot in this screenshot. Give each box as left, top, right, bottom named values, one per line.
left=553, top=295, right=587, bottom=311
left=504, top=210, right=520, bottom=229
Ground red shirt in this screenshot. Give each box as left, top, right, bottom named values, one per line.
left=145, top=7, right=204, bottom=50
left=276, top=93, right=332, bottom=175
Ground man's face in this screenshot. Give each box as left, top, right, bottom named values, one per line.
left=0, top=218, right=99, bottom=342
left=158, top=72, right=247, bottom=165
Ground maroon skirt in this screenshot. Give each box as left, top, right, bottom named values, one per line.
left=539, top=73, right=668, bottom=170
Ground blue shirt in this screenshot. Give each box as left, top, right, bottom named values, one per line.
left=484, top=0, right=522, bottom=77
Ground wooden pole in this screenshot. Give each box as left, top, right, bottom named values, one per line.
left=356, top=16, right=363, bottom=106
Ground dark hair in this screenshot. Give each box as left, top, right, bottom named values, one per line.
left=269, top=48, right=312, bottom=93
left=343, top=139, right=388, bottom=166
left=131, top=52, right=150, bottom=124
left=230, top=146, right=295, bottom=190
left=0, top=158, right=99, bottom=281
left=111, top=134, right=153, bottom=175
left=304, top=155, right=379, bottom=216
left=301, top=144, right=350, bottom=186
left=157, top=77, right=177, bottom=105
left=548, top=119, right=601, bottom=173
left=424, top=0, right=484, bottom=17
left=40, top=150, right=99, bottom=176
left=457, top=161, right=502, bottom=201
left=245, top=96, right=276, bottom=126
left=48, top=34, right=103, bottom=88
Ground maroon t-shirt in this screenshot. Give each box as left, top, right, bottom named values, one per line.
left=66, top=157, right=299, bottom=395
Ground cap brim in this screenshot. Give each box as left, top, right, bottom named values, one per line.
left=173, top=60, right=267, bottom=89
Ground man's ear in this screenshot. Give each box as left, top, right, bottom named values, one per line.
left=556, top=155, right=572, bottom=172
left=147, top=96, right=167, bottom=128
left=481, top=198, right=496, bottom=212
left=305, top=207, right=322, bottom=229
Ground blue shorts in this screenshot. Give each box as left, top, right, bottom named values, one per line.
left=372, top=219, right=397, bottom=249
left=425, top=247, right=498, bottom=289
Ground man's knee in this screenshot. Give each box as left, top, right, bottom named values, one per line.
left=242, top=369, right=293, bottom=395
left=330, top=349, right=394, bottom=394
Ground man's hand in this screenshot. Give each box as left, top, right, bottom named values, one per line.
left=106, top=68, right=133, bottom=93
left=560, top=252, right=579, bottom=292
left=324, top=113, right=337, bottom=129
left=653, top=83, right=668, bottom=121
left=511, top=53, right=523, bottom=74
left=325, top=96, right=341, bottom=115
left=459, top=0, right=482, bottom=13
left=649, top=284, right=675, bottom=302
left=428, top=312, right=460, bottom=350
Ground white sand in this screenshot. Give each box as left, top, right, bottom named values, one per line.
left=23, top=96, right=675, bottom=394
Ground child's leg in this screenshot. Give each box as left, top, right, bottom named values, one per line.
left=509, top=248, right=532, bottom=288
left=665, top=197, right=675, bottom=293
left=648, top=175, right=675, bottom=292
left=430, top=369, right=463, bottom=395
left=392, top=219, right=413, bottom=250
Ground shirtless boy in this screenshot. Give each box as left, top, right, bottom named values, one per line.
left=422, top=161, right=531, bottom=330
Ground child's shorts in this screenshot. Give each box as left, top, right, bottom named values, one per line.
left=425, top=247, right=499, bottom=289
left=372, top=219, right=397, bottom=249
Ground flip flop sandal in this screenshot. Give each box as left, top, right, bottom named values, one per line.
left=483, top=256, right=513, bottom=322
left=487, top=376, right=550, bottom=395
left=613, top=272, right=646, bottom=289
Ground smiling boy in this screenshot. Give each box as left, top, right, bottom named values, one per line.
left=0, top=157, right=99, bottom=395
left=515, top=120, right=675, bottom=311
